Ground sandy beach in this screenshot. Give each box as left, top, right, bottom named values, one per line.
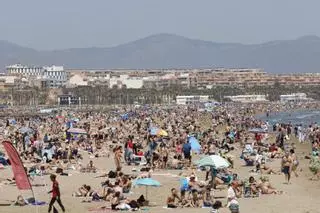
left=0, top=105, right=320, bottom=213
left=0, top=139, right=319, bottom=213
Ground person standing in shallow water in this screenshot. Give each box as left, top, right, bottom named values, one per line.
left=48, top=174, right=65, bottom=213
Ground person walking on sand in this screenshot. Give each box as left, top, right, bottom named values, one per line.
left=48, top=174, right=65, bottom=213
left=290, top=149, right=299, bottom=177
left=281, top=152, right=293, bottom=184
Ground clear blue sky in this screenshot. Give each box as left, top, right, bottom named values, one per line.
left=0, top=0, right=319, bottom=50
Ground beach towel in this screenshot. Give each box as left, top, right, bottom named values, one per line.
left=88, top=207, right=112, bottom=212
left=163, top=206, right=173, bottom=209
left=31, top=200, right=47, bottom=206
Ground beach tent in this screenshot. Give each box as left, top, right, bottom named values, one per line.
left=133, top=178, right=161, bottom=201
left=195, top=155, right=230, bottom=169
left=188, top=136, right=201, bottom=154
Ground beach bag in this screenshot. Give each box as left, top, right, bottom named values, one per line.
left=129, top=200, right=139, bottom=209
left=56, top=168, right=63, bottom=174
left=229, top=203, right=239, bottom=213
left=92, top=193, right=100, bottom=201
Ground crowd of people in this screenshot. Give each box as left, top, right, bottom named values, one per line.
left=0, top=102, right=319, bottom=213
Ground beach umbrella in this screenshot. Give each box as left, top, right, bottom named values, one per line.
left=8, top=119, right=16, bottom=125
left=149, top=127, right=158, bottom=136
left=158, top=129, right=168, bottom=137
left=121, top=113, right=129, bottom=120
left=19, top=127, right=34, bottom=134
left=133, top=178, right=161, bottom=200
left=72, top=118, right=80, bottom=122
left=248, top=128, right=267, bottom=133
left=189, top=136, right=201, bottom=154
left=67, top=128, right=87, bottom=134
left=195, top=155, right=230, bottom=168
left=149, top=127, right=168, bottom=137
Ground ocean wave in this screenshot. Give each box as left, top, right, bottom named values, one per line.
left=296, top=114, right=314, bottom=119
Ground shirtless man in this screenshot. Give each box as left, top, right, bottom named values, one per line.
left=281, top=152, right=293, bottom=184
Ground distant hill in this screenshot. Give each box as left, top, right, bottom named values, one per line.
left=1, top=33, right=320, bottom=73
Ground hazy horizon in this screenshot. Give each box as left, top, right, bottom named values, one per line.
left=1, top=0, right=320, bottom=50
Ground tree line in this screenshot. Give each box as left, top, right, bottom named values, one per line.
left=4, top=84, right=320, bottom=106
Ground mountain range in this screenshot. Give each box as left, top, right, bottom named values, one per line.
left=1, top=33, right=320, bottom=73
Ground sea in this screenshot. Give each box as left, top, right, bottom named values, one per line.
left=256, top=110, right=320, bottom=127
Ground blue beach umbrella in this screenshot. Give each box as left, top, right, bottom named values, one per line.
left=121, top=113, right=129, bottom=121
left=133, top=178, right=161, bottom=200
left=149, top=127, right=159, bottom=136
left=189, top=136, right=201, bottom=154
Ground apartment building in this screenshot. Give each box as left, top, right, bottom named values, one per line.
left=6, top=64, right=67, bottom=88
left=65, top=68, right=320, bottom=90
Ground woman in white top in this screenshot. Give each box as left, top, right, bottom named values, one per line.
left=227, top=182, right=240, bottom=213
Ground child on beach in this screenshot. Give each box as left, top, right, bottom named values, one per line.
left=48, top=174, right=65, bottom=213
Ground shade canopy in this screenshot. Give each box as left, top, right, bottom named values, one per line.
left=195, top=155, right=230, bottom=168
left=133, top=178, right=161, bottom=187
left=133, top=178, right=161, bottom=201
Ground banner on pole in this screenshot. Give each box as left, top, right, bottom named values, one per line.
left=2, top=141, right=32, bottom=190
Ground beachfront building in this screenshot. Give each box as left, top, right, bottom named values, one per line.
left=6, top=64, right=67, bottom=88
left=6, top=64, right=43, bottom=77
left=43, top=66, right=68, bottom=88
left=280, top=93, right=312, bottom=103
left=176, top=95, right=209, bottom=105
left=225, top=94, right=268, bottom=103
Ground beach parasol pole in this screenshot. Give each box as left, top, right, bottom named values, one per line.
left=145, top=186, right=148, bottom=200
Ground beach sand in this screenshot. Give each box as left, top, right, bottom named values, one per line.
left=0, top=139, right=320, bottom=213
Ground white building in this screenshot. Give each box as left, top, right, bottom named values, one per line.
left=6, top=64, right=43, bottom=76
left=176, top=95, right=209, bottom=105
left=6, top=64, right=67, bottom=88
left=43, top=66, right=67, bottom=88
left=225, top=94, right=268, bottom=103
left=122, top=78, right=144, bottom=89
left=280, top=93, right=311, bottom=103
